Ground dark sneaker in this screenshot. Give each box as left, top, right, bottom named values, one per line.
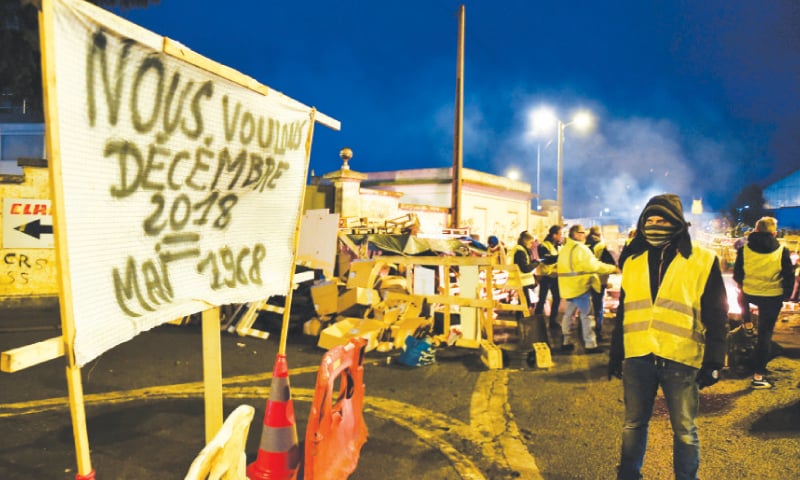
left=560, top=344, right=575, bottom=352
left=751, top=377, right=773, bottom=389
left=585, top=346, right=604, bottom=354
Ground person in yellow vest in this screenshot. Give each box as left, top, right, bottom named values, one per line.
left=608, top=194, right=728, bottom=480
left=487, top=235, right=507, bottom=265
left=509, top=231, right=549, bottom=352
left=732, top=216, right=794, bottom=389
left=558, top=224, right=618, bottom=353
left=585, top=225, right=618, bottom=342
left=508, top=231, right=540, bottom=319
left=535, top=225, right=563, bottom=330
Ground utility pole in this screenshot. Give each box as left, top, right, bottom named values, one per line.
left=451, top=4, right=465, bottom=229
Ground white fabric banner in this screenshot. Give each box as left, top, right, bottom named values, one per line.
left=48, top=0, right=313, bottom=365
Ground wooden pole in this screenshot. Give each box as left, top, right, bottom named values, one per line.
left=451, top=5, right=465, bottom=229
left=278, top=109, right=317, bottom=355
left=39, top=0, right=93, bottom=476
left=202, top=307, right=223, bottom=442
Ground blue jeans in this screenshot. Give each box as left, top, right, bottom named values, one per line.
left=590, top=287, right=605, bottom=333
left=561, top=291, right=597, bottom=348
left=618, top=355, right=700, bottom=480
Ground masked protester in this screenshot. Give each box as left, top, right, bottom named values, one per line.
left=608, top=194, right=728, bottom=480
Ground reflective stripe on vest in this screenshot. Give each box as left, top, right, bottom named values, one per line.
left=537, top=240, right=558, bottom=277
left=508, top=244, right=535, bottom=287
left=558, top=239, right=602, bottom=299
left=621, top=244, right=715, bottom=368
left=742, top=246, right=784, bottom=297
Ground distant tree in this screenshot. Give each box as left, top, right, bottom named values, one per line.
left=728, top=183, right=768, bottom=232
left=0, top=0, right=158, bottom=114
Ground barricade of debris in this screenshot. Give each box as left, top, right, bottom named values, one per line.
left=309, top=258, right=434, bottom=354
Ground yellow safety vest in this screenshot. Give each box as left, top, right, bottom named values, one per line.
left=558, top=238, right=611, bottom=298
left=742, top=246, right=784, bottom=297
left=536, top=241, right=558, bottom=277
left=591, top=241, right=611, bottom=285
left=621, top=244, right=715, bottom=368
left=507, top=244, right=535, bottom=287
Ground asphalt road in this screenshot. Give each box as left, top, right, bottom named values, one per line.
left=1, top=303, right=799, bottom=479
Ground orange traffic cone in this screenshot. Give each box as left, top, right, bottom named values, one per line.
left=247, top=353, right=300, bottom=480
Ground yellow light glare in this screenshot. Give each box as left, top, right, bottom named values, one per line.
left=528, top=106, right=557, bottom=136
left=572, top=111, right=593, bottom=130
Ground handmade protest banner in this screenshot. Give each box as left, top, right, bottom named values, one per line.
left=48, top=0, right=315, bottom=365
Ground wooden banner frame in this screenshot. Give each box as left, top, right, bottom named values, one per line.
left=4, top=1, right=340, bottom=477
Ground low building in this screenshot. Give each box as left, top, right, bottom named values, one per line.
left=305, top=148, right=558, bottom=248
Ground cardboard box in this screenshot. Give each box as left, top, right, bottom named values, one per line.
left=338, top=287, right=380, bottom=312
left=310, top=281, right=339, bottom=316
left=303, top=317, right=324, bottom=336
left=373, top=303, right=403, bottom=324
left=377, top=275, right=408, bottom=294
left=381, top=292, right=425, bottom=319
left=346, top=259, right=380, bottom=289
left=317, top=317, right=384, bottom=351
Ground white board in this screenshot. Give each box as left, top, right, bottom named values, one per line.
left=48, top=0, right=314, bottom=365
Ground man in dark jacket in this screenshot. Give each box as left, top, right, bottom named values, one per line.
left=585, top=225, right=617, bottom=341
left=608, top=194, right=728, bottom=480
left=733, top=216, right=794, bottom=389
left=535, top=225, right=562, bottom=330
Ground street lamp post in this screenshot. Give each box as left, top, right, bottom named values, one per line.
left=536, top=143, right=541, bottom=210
left=555, top=112, right=592, bottom=226
left=556, top=120, right=565, bottom=225
left=528, top=106, right=592, bottom=224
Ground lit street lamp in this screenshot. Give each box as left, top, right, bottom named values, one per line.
left=527, top=107, right=556, bottom=211
left=535, top=140, right=553, bottom=210
left=556, top=111, right=593, bottom=225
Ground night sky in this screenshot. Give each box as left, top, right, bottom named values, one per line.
left=116, top=0, right=800, bottom=223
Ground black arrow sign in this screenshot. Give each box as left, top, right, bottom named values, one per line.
left=14, top=219, right=54, bottom=239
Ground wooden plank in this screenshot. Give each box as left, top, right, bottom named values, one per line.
left=258, top=304, right=285, bottom=314
left=65, top=363, right=93, bottom=475
left=237, top=328, right=270, bottom=340
left=313, top=110, right=341, bottom=131
left=277, top=112, right=318, bottom=355
left=337, top=231, right=364, bottom=259
left=1, top=336, right=64, bottom=372
left=233, top=302, right=262, bottom=335
left=162, top=38, right=340, bottom=132
left=202, top=308, right=223, bottom=443
left=483, top=265, right=494, bottom=343
left=163, top=37, right=268, bottom=94
left=40, top=1, right=93, bottom=475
